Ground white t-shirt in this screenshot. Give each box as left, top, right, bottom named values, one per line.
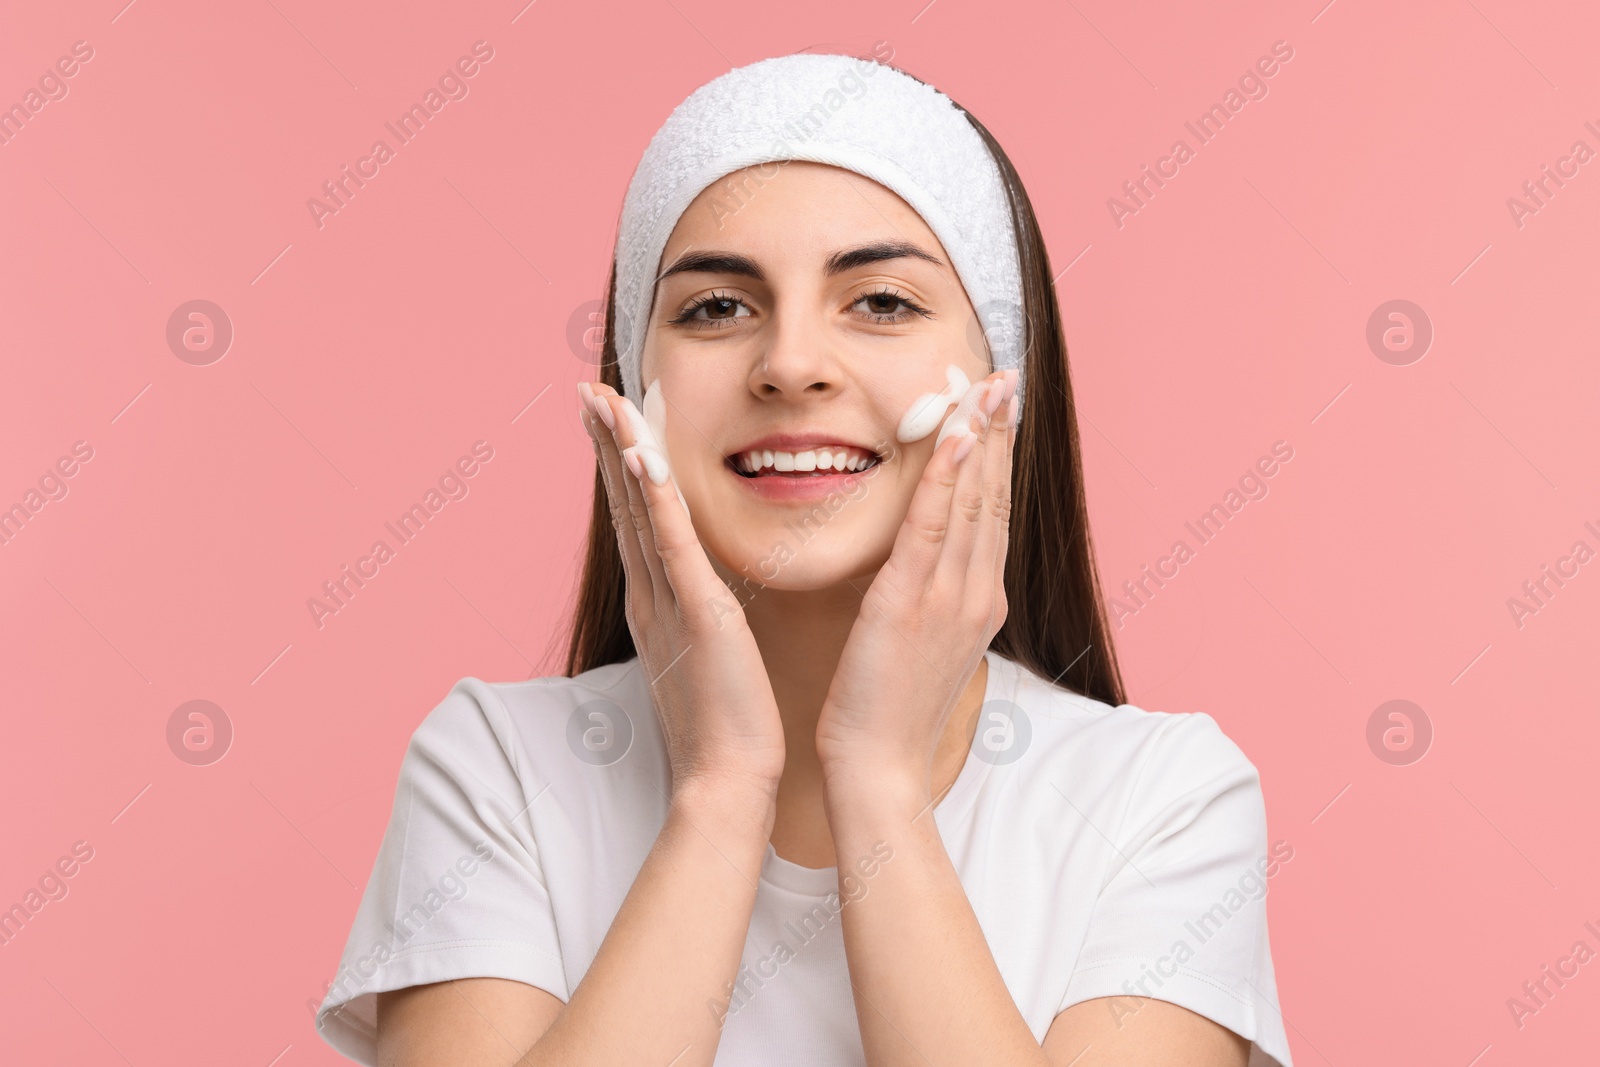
left=316, top=650, right=1294, bottom=1067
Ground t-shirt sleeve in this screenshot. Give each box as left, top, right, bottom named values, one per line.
left=1059, top=712, right=1295, bottom=1067
left=315, top=677, right=568, bottom=1066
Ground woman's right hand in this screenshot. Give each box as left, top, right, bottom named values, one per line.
left=579, top=381, right=788, bottom=810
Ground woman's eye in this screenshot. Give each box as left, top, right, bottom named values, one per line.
left=853, top=290, right=930, bottom=321
left=674, top=294, right=751, bottom=329
left=671, top=289, right=930, bottom=329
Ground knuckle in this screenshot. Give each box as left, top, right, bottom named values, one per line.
left=923, top=459, right=959, bottom=491
left=652, top=535, right=679, bottom=564
left=987, top=486, right=1013, bottom=523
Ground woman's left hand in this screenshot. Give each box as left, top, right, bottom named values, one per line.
left=814, top=369, right=1019, bottom=795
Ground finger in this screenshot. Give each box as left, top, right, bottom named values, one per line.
left=623, top=435, right=742, bottom=631
left=939, top=375, right=1006, bottom=586
left=967, top=369, right=1018, bottom=596
left=614, top=397, right=681, bottom=608
left=888, top=415, right=978, bottom=593
left=582, top=382, right=656, bottom=606
left=596, top=387, right=672, bottom=604
left=618, top=440, right=671, bottom=606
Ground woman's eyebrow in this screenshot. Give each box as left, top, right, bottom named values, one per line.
left=824, top=240, right=945, bottom=275
left=654, top=240, right=945, bottom=285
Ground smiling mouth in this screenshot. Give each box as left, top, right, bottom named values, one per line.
left=729, top=445, right=882, bottom=477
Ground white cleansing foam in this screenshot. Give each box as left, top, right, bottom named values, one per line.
left=896, top=364, right=990, bottom=449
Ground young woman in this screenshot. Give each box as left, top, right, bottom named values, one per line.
left=316, top=51, right=1293, bottom=1067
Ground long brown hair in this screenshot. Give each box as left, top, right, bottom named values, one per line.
left=563, top=73, right=1126, bottom=707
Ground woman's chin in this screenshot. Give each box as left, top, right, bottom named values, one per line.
left=704, top=531, right=889, bottom=595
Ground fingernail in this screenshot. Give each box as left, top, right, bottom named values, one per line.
left=591, top=392, right=616, bottom=430
left=577, top=385, right=596, bottom=434
left=982, top=379, right=1005, bottom=418
left=952, top=434, right=978, bottom=464
left=621, top=445, right=644, bottom=480
left=1005, top=393, right=1020, bottom=429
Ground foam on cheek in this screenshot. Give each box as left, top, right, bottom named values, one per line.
left=896, top=364, right=989, bottom=448
left=897, top=365, right=970, bottom=442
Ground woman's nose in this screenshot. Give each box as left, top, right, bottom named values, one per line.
left=748, top=305, right=844, bottom=398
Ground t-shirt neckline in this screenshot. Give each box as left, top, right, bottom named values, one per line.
left=759, top=650, right=1008, bottom=897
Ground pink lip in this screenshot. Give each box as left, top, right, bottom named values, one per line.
left=727, top=432, right=885, bottom=456
left=729, top=460, right=882, bottom=501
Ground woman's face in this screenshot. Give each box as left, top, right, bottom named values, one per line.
left=637, top=160, right=996, bottom=592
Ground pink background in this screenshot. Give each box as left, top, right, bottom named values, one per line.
left=2, top=0, right=1596, bottom=1062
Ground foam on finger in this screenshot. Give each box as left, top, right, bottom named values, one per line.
left=932, top=380, right=993, bottom=451
left=619, top=380, right=690, bottom=517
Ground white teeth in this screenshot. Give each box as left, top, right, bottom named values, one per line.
left=735, top=446, right=879, bottom=474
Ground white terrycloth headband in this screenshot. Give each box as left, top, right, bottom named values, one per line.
left=611, top=52, right=1026, bottom=405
